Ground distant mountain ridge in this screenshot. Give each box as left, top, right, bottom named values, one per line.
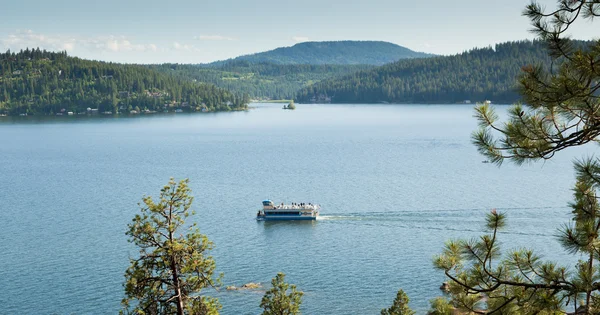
left=207, top=41, right=434, bottom=66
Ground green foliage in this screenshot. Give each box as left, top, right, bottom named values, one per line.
left=0, top=49, right=247, bottom=116
left=209, top=41, right=433, bottom=66
left=380, top=289, right=414, bottom=315
left=150, top=62, right=372, bottom=100
left=260, top=273, right=303, bottom=315
left=437, top=1, right=600, bottom=313
left=433, top=210, right=572, bottom=313
left=473, top=43, right=600, bottom=164
left=427, top=297, right=453, bottom=315
left=296, top=40, right=575, bottom=104
left=122, top=178, right=221, bottom=315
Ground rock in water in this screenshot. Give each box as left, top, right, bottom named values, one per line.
left=241, top=282, right=261, bottom=289
left=440, top=282, right=450, bottom=292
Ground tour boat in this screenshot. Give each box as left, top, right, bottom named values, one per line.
left=256, top=200, right=320, bottom=221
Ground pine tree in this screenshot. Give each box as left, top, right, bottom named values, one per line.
left=260, top=273, right=303, bottom=315
left=122, top=178, right=221, bottom=315
left=380, top=289, right=414, bottom=315
left=435, top=1, right=600, bottom=314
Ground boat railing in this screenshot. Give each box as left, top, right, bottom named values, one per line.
left=270, top=204, right=320, bottom=210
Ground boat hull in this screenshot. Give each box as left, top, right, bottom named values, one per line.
left=257, top=215, right=317, bottom=221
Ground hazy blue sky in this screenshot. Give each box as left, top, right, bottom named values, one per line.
left=0, top=0, right=597, bottom=63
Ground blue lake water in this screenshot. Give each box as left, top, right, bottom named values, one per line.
left=0, top=103, right=593, bottom=314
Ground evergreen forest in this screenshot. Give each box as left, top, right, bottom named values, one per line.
left=0, top=49, right=248, bottom=116
left=296, top=40, right=566, bottom=104
left=1, top=40, right=591, bottom=117
left=150, top=61, right=373, bottom=101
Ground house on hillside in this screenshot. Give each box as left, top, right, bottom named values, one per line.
left=309, top=94, right=332, bottom=103
left=146, top=91, right=163, bottom=98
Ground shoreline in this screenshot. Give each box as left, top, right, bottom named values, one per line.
left=0, top=107, right=249, bottom=118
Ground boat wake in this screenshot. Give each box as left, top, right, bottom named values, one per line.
left=316, top=206, right=570, bottom=237
left=320, top=205, right=567, bottom=218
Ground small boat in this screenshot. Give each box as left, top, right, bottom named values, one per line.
left=257, top=200, right=320, bottom=221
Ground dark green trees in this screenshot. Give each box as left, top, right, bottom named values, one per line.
left=260, top=273, right=303, bottom=315
left=150, top=62, right=372, bottom=101
left=380, top=289, right=414, bottom=315
left=296, top=40, right=557, bottom=104
left=436, top=1, right=600, bottom=313
left=122, top=179, right=220, bottom=315
left=0, top=49, right=247, bottom=115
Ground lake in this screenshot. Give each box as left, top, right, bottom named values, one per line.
left=0, top=103, right=591, bottom=314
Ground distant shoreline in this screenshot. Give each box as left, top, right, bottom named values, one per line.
left=0, top=108, right=249, bottom=119
left=0, top=103, right=513, bottom=120
left=254, top=100, right=293, bottom=103
left=292, top=101, right=513, bottom=105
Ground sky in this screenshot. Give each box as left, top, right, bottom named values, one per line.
left=0, top=0, right=598, bottom=64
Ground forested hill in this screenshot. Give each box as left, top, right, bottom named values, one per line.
left=0, top=49, right=247, bottom=116
left=151, top=61, right=373, bottom=100
left=296, top=40, right=555, bottom=104
left=208, top=41, right=433, bottom=66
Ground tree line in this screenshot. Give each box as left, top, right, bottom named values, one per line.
left=0, top=49, right=248, bottom=116
left=149, top=61, right=372, bottom=100
left=295, top=40, right=578, bottom=104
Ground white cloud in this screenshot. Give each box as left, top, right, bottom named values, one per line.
left=195, top=35, right=234, bottom=41
left=0, top=30, right=233, bottom=63
left=1, top=30, right=74, bottom=52
left=291, top=36, right=309, bottom=42
left=173, top=42, right=189, bottom=50
left=102, top=36, right=150, bottom=52
left=106, top=39, right=120, bottom=52
left=172, top=42, right=203, bottom=53
left=61, top=42, right=75, bottom=51
left=0, top=30, right=157, bottom=54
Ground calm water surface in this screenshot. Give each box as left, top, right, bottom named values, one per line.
left=0, top=104, right=592, bottom=314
